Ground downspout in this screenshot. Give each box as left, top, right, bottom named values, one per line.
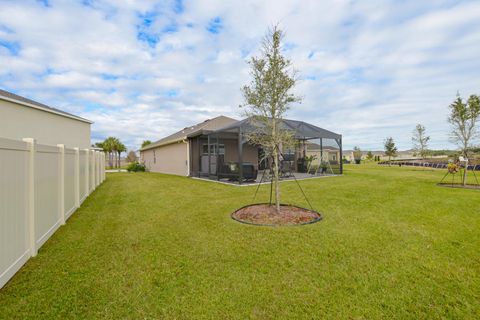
left=183, top=139, right=190, bottom=176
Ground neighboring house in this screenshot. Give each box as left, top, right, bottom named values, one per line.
left=342, top=150, right=421, bottom=162
left=304, top=141, right=340, bottom=164
left=0, top=89, right=92, bottom=148
left=141, top=115, right=343, bottom=181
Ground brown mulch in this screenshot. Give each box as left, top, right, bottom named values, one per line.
left=437, top=183, right=480, bottom=190
left=232, top=204, right=321, bottom=226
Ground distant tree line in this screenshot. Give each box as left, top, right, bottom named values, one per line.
left=375, top=93, right=480, bottom=165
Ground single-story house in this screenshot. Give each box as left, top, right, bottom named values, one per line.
left=304, top=141, right=341, bottom=164
left=0, top=89, right=92, bottom=148
left=140, top=116, right=243, bottom=176
left=141, top=115, right=343, bottom=182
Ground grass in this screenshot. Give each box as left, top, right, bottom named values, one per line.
left=1, top=164, right=479, bottom=319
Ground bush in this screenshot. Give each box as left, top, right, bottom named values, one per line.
left=127, top=161, right=146, bottom=172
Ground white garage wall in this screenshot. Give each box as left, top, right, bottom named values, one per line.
left=0, top=137, right=106, bottom=289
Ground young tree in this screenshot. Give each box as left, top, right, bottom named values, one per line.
left=141, top=140, right=152, bottom=148
left=384, top=137, right=397, bottom=165
left=448, top=94, right=480, bottom=185
left=412, top=124, right=430, bottom=159
left=126, top=150, right=137, bottom=163
left=240, top=26, right=301, bottom=213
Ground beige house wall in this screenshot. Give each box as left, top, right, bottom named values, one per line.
left=141, top=141, right=189, bottom=176
left=0, top=99, right=91, bottom=149
left=305, top=150, right=340, bottom=164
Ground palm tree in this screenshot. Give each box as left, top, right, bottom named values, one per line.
left=100, top=137, right=126, bottom=168
left=111, top=137, right=120, bottom=168
left=103, top=137, right=116, bottom=169
left=116, top=142, right=126, bottom=168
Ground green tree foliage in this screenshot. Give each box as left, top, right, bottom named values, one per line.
left=116, top=142, right=126, bottom=168
left=448, top=95, right=480, bottom=157
left=102, top=137, right=126, bottom=168
left=384, top=137, right=397, bottom=164
left=448, top=94, right=480, bottom=185
left=412, top=124, right=430, bottom=159
left=240, top=25, right=301, bottom=213
left=141, top=140, right=152, bottom=148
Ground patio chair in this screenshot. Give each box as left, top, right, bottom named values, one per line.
left=280, top=160, right=293, bottom=178
left=221, top=162, right=258, bottom=181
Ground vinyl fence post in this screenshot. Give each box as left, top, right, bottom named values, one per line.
left=74, top=147, right=80, bottom=208
left=23, top=138, right=37, bottom=257
left=57, top=144, right=65, bottom=225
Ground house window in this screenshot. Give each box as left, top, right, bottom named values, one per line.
left=202, top=144, right=224, bottom=155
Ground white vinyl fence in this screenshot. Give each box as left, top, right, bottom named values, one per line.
left=0, top=136, right=105, bottom=289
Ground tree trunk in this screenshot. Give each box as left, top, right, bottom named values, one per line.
left=273, top=146, right=281, bottom=213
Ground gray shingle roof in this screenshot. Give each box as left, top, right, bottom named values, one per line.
left=213, top=117, right=342, bottom=140
left=141, top=115, right=237, bottom=151
left=0, top=88, right=92, bottom=123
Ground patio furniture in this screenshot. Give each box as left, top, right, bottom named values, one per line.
left=280, top=160, right=293, bottom=178
left=218, top=162, right=258, bottom=181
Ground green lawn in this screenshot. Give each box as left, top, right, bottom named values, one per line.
left=1, top=165, right=479, bottom=319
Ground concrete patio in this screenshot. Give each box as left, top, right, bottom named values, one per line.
left=192, top=170, right=341, bottom=186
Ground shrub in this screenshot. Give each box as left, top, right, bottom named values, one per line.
left=127, top=161, right=146, bottom=172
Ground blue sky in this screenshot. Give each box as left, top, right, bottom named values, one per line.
left=1, top=0, right=480, bottom=151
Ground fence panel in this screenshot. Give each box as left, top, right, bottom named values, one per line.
left=64, top=148, right=76, bottom=219
left=35, top=143, right=61, bottom=249
left=0, top=138, right=106, bottom=289
left=0, top=138, right=29, bottom=289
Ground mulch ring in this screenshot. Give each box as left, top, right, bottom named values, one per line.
left=231, top=203, right=322, bottom=226
left=437, top=183, right=480, bottom=190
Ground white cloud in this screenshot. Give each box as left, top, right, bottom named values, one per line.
left=0, top=0, right=479, bottom=151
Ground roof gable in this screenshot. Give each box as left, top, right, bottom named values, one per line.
left=0, top=89, right=92, bottom=124
left=141, top=115, right=237, bottom=150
